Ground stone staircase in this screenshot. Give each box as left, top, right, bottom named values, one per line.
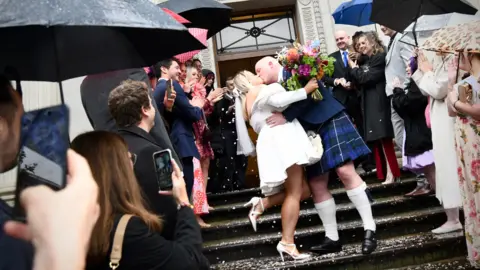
left=1, top=148, right=474, bottom=269
left=203, top=172, right=473, bottom=269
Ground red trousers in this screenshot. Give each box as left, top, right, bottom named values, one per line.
left=373, top=139, right=401, bottom=180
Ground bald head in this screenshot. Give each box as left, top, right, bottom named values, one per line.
left=255, top=56, right=282, bottom=84
left=335, top=30, right=350, bottom=50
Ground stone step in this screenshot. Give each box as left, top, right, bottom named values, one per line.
left=202, top=194, right=438, bottom=242
left=208, top=172, right=414, bottom=207
left=385, top=257, right=475, bottom=270
left=204, top=207, right=451, bottom=264
left=205, top=178, right=419, bottom=223
left=210, top=231, right=466, bottom=270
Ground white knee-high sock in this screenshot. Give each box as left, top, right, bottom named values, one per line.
left=347, top=182, right=376, bottom=232
left=314, top=198, right=339, bottom=241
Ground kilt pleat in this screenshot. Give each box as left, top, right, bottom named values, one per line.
left=306, top=111, right=371, bottom=178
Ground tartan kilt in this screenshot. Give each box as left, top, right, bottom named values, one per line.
left=306, top=111, right=371, bottom=178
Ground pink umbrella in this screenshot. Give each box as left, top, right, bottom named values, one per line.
left=162, top=8, right=191, bottom=24
left=175, top=27, right=208, bottom=63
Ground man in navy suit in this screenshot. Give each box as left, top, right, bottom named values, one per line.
left=255, top=56, right=377, bottom=255
left=153, top=58, right=204, bottom=198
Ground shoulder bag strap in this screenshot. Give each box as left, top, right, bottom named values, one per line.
left=109, top=214, right=133, bottom=270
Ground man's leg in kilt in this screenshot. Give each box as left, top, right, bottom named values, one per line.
left=308, top=169, right=343, bottom=255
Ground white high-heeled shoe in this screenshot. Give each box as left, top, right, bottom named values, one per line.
left=243, top=197, right=264, bottom=232
left=276, top=242, right=311, bottom=262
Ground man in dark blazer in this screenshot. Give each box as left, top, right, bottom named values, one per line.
left=80, top=68, right=182, bottom=170
left=153, top=58, right=204, bottom=199
left=108, top=79, right=179, bottom=240
left=323, top=30, right=363, bottom=134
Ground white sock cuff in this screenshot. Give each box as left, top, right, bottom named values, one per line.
left=314, top=198, right=336, bottom=210
left=346, top=182, right=367, bottom=197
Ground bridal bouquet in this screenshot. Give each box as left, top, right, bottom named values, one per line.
left=276, top=39, right=335, bottom=101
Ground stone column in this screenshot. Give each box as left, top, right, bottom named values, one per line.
left=295, top=0, right=331, bottom=54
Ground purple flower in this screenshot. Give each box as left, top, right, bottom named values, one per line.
left=298, top=64, right=311, bottom=77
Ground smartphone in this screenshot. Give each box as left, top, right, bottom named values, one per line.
left=152, top=149, right=173, bottom=191
left=166, top=79, right=173, bottom=99
left=13, top=105, right=70, bottom=221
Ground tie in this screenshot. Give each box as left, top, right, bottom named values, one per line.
left=342, top=51, right=348, bottom=67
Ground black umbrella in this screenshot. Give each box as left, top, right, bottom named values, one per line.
left=0, top=0, right=206, bottom=102
left=370, top=0, right=477, bottom=34
left=157, top=0, right=232, bottom=38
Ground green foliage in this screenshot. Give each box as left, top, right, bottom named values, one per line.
left=284, top=74, right=302, bottom=92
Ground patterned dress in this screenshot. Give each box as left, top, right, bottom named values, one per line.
left=453, top=75, right=480, bottom=268
left=192, top=157, right=209, bottom=215
left=192, top=83, right=214, bottom=159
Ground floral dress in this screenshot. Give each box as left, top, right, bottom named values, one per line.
left=192, top=83, right=214, bottom=160
left=192, top=157, right=209, bottom=215
left=454, top=75, right=480, bottom=268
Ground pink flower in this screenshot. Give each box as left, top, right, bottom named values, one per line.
left=471, top=160, right=480, bottom=180
left=298, top=64, right=312, bottom=77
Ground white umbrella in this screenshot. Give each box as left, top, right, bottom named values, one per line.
left=399, top=12, right=480, bottom=45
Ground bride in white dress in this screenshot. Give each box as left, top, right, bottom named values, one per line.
left=233, top=71, right=321, bottom=261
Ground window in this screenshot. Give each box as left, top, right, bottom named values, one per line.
left=216, top=11, right=296, bottom=54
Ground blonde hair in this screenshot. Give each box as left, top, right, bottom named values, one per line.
left=185, top=66, right=198, bottom=83
left=233, top=70, right=258, bottom=120
left=360, top=31, right=385, bottom=55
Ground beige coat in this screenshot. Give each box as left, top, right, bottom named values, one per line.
left=412, top=55, right=462, bottom=209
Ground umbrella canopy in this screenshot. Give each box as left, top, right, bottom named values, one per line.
left=0, top=0, right=207, bottom=82
left=175, top=28, right=208, bottom=63
left=157, top=0, right=232, bottom=38
left=421, top=20, right=480, bottom=53
left=370, top=0, right=477, bottom=33
left=399, top=13, right=480, bottom=45
left=332, top=0, right=374, bottom=27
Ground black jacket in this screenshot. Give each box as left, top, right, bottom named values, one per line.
left=117, top=126, right=178, bottom=240
left=349, top=53, right=394, bottom=142
left=86, top=208, right=209, bottom=270
left=392, top=80, right=433, bottom=156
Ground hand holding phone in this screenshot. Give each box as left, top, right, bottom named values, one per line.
left=152, top=149, right=173, bottom=191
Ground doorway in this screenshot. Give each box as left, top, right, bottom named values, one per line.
left=217, top=56, right=265, bottom=86
left=217, top=55, right=277, bottom=188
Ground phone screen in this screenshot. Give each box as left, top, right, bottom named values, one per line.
left=166, top=80, right=173, bottom=99
left=13, top=105, right=70, bottom=221
left=153, top=150, right=173, bottom=191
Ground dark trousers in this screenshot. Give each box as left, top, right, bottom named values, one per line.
left=182, top=157, right=194, bottom=199
left=234, top=155, right=248, bottom=189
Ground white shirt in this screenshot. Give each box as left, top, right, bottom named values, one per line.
left=277, top=69, right=284, bottom=83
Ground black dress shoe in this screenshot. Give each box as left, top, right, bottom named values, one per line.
left=310, top=237, right=342, bottom=254
left=362, top=230, right=377, bottom=255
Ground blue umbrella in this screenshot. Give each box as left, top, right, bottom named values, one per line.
left=332, top=0, right=374, bottom=26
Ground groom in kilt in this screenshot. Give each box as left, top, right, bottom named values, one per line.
left=255, top=56, right=377, bottom=255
